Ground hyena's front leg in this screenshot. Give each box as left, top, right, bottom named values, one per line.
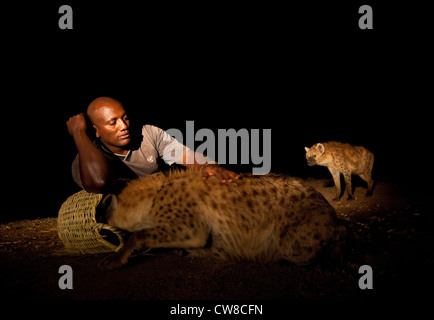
left=99, top=230, right=147, bottom=270
left=328, top=167, right=341, bottom=201
left=99, top=222, right=210, bottom=270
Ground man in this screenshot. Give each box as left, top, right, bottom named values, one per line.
left=67, top=97, right=239, bottom=193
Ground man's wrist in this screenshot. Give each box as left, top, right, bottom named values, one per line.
left=72, top=129, right=88, bottom=139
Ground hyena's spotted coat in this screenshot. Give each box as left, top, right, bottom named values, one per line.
left=305, top=141, right=374, bottom=200
left=97, top=170, right=347, bottom=269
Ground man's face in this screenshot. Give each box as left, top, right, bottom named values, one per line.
left=91, top=102, right=131, bottom=153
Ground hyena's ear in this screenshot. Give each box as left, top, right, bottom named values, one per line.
left=95, top=194, right=118, bottom=224
left=304, top=147, right=310, bottom=152
left=317, top=143, right=325, bottom=154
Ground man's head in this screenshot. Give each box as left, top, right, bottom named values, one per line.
left=87, top=97, right=131, bottom=153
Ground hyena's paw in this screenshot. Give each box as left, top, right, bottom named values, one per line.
left=98, top=253, right=127, bottom=270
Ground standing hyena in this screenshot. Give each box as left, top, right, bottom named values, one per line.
left=305, top=141, right=374, bottom=200
left=97, top=170, right=347, bottom=269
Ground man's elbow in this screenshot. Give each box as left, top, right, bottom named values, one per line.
left=82, top=178, right=108, bottom=193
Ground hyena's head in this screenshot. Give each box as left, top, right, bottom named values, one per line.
left=304, top=143, right=325, bottom=166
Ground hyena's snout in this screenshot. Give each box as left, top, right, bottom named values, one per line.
left=306, top=157, right=316, bottom=166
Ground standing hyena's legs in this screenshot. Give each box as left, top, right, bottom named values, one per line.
left=328, top=167, right=342, bottom=201
left=357, top=153, right=374, bottom=197
left=342, top=170, right=353, bottom=200
left=362, top=154, right=375, bottom=196
left=99, top=223, right=210, bottom=270
left=359, top=172, right=374, bottom=196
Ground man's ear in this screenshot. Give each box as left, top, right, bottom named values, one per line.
left=93, top=124, right=100, bottom=138
left=304, top=147, right=310, bottom=153
left=317, top=143, right=325, bottom=154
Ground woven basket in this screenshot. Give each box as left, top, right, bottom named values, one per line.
left=57, top=190, right=126, bottom=254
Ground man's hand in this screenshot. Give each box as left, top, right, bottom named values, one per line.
left=67, top=113, right=87, bottom=136
left=201, top=164, right=239, bottom=183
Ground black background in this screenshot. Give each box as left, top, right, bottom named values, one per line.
left=3, top=1, right=431, bottom=221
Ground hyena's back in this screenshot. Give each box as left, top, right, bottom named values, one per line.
left=103, top=170, right=347, bottom=268
left=327, top=141, right=374, bottom=175
left=190, top=174, right=345, bottom=264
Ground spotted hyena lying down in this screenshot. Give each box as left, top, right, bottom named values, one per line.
left=97, top=170, right=347, bottom=269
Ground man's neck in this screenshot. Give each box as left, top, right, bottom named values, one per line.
left=99, top=140, right=129, bottom=155
left=111, top=148, right=129, bottom=156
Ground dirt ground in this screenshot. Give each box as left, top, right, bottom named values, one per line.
left=1, top=177, right=433, bottom=307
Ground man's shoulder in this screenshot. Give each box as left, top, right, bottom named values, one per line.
left=141, top=124, right=168, bottom=140
left=139, top=124, right=181, bottom=154
left=142, top=124, right=160, bottom=132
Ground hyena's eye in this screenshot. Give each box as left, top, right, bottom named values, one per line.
left=312, top=154, right=316, bottom=158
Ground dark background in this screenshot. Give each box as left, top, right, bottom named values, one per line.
left=3, top=1, right=431, bottom=221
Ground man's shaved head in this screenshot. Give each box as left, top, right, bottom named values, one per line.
left=87, top=97, right=123, bottom=125
left=86, top=97, right=131, bottom=153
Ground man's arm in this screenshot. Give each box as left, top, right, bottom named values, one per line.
left=179, top=150, right=239, bottom=183
left=147, top=125, right=239, bottom=183
left=67, top=113, right=110, bottom=192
